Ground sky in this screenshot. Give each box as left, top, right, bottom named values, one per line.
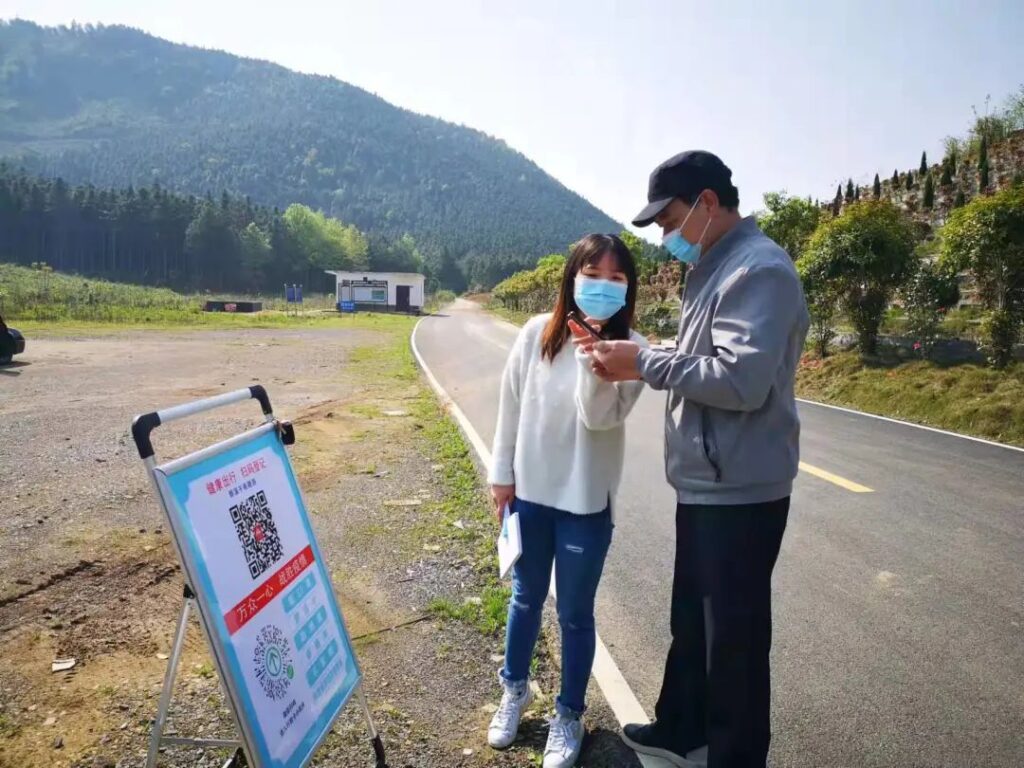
left=2, top=0, right=1023, bottom=240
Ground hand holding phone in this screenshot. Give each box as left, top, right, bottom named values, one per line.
left=568, top=311, right=603, bottom=341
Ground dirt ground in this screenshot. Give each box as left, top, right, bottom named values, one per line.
left=0, top=325, right=639, bottom=768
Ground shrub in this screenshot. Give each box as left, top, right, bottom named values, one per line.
left=801, top=201, right=917, bottom=357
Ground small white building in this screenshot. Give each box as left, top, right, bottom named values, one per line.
left=325, top=271, right=426, bottom=314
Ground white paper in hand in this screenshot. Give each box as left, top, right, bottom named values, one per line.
left=497, top=504, right=522, bottom=580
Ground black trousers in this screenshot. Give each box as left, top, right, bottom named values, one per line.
left=654, top=497, right=790, bottom=768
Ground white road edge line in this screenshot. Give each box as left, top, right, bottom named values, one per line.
left=796, top=397, right=1024, bottom=454
left=411, top=316, right=669, bottom=768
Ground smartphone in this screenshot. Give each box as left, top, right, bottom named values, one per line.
left=567, top=310, right=604, bottom=340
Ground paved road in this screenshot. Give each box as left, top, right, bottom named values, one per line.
left=414, top=299, right=1024, bottom=768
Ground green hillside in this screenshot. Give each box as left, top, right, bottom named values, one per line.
left=0, top=20, right=620, bottom=287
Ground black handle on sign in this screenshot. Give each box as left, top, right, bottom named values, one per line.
left=132, top=411, right=162, bottom=460
left=131, top=385, right=277, bottom=460
left=249, top=384, right=272, bottom=416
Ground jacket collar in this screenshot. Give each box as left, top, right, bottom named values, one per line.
left=689, top=216, right=759, bottom=276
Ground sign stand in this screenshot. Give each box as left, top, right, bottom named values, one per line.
left=132, top=386, right=386, bottom=768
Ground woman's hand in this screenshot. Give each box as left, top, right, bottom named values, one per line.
left=569, top=317, right=603, bottom=355
left=491, top=484, right=515, bottom=522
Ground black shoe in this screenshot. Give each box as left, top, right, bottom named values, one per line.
left=621, top=722, right=707, bottom=767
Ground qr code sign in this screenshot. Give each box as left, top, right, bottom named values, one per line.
left=230, top=491, right=284, bottom=579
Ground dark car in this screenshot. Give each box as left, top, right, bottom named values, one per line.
left=0, top=314, right=25, bottom=365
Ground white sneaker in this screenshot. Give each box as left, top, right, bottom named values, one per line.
left=543, top=711, right=584, bottom=768
left=487, top=680, right=533, bottom=749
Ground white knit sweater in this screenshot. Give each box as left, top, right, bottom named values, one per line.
left=487, top=314, right=648, bottom=515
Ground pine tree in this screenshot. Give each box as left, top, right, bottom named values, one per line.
left=873, top=173, right=881, bottom=199
left=833, top=185, right=843, bottom=216
left=854, top=185, right=861, bottom=201
left=953, top=189, right=966, bottom=208
left=979, top=135, right=990, bottom=191
left=919, top=151, right=928, bottom=175
left=940, top=162, right=953, bottom=187
left=923, top=174, right=935, bottom=209
left=905, top=170, right=914, bottom=191
left=845, top=178, right=854, bottom=202
left=892, top=169, right=900, bottom=187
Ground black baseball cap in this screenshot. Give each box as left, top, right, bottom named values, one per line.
left=632, top=150, right=734, bottom=227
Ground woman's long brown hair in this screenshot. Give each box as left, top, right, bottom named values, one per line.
left=541, top=234, right=638, bottom=361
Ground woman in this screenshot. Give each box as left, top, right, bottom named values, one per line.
left=486, top=234, right=648, bottom=768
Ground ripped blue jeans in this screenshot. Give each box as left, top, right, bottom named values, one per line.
left=501, top=497, right=613, bottom=716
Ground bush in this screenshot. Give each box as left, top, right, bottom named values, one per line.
left=634, top=296, right=680, bottom=338
left=757, top=191, right=822, bottom=260
left=901, top=261, right=960, bottom=358
left=978, top=309, right=1019, bottom=370
left=940, top=184, right=1024, bottom=366
left=801, top=201, right=917, bottom=357
left=491, top=254, right=565, bottom=314
left=982, top=309, right=1020, bottom=368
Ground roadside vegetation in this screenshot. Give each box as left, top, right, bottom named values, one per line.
left=797, top=352, right=1024, bottom=446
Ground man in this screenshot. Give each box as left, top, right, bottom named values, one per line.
left=586, top=151, right=809, bottom=768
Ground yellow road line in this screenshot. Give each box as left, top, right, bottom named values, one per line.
left=799, top=462, right=874, bottom=493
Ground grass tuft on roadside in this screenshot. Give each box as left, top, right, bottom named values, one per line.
left=427, top=587, right=509, bottom=636
left=796, top=351, right=1024, bottom=446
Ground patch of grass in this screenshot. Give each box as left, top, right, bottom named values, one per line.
left=193, top=662, right=215, bottom=680
left=427, top=585, right=510, bottom=636
left=346, top=324, right=420, bottom=384
left=0, top=711, right=21, bottom=738
left=353, top=634, right=382, bottom=650
left=797, top=351, right=1024, bottom=446
left=347, top=404, right=381, bottom=418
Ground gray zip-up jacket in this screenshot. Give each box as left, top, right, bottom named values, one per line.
left=637, top=217, right=810, bottom=505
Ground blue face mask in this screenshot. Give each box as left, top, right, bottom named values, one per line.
left=663, top=199, right=712, bottom=264
left=573, top=276, right=627, bottom=321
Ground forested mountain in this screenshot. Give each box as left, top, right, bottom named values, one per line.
left=0, top=20, right=620, bottom=288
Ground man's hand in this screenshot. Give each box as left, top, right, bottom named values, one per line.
left=590, top=340, right=643, bottom=382
left=491, top=484, right=515, bottom=523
